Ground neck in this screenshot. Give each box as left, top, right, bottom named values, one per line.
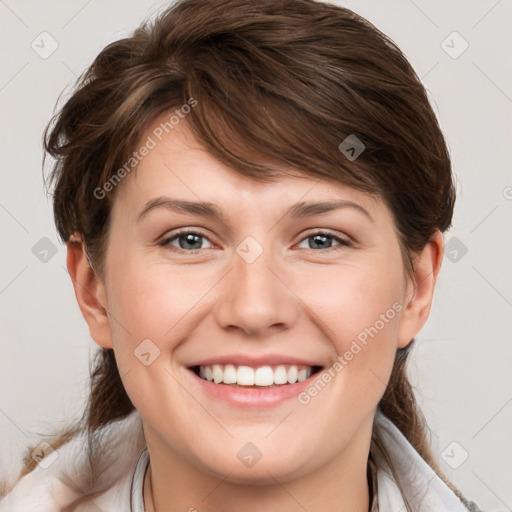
left=142, top=424, right=373, bottom=512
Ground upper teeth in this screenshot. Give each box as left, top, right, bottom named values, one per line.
left=198, top=364, right=313, bottom=386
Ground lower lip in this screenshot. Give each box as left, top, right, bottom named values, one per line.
left=186, top=368, right=320, bottom=408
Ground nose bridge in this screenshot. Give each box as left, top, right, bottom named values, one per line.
left=214, top=234, right=298, bottom=336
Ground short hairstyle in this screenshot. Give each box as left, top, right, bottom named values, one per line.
left=20, top=1, right=463, bottom=509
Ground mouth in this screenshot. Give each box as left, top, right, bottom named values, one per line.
left=188, top=364, right=324, bottom=389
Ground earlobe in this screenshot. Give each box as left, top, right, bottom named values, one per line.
left=66, top=233, right=113, bottom=349
left=397, top=231, right=444, bottom=348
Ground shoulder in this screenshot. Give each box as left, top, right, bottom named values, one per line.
left=0, top=410, right=146, bottom=512
left=371, top=409, right=485, bottom=512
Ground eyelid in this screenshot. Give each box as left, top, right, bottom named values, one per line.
left=298, top=228, right=352, bottom=243
left=160, top=228, right=216, bottom=250
left=294, top=230, right=353, bottom=251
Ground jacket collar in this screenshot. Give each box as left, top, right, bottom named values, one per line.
left=371, top=408, right=469, bottom=511
left=0, top=409, right=470, bottom=511
left=0, top=411, right=146, bottom=512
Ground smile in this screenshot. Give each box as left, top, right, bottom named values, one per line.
left=190, top=364, right=323, bottom=388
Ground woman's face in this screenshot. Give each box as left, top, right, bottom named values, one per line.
left=91, top=116, right=425, bottom=484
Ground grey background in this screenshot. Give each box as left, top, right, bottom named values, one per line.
left=1, top=0, right=511, bottom=510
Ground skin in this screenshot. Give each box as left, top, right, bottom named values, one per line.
left=67, top=113, right=443, bottom=512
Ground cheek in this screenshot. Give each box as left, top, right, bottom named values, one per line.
left=106, top=248, right=405, bottom=362
left=301, top=259, right=404, bottom=342
left=104, top=256, right=221, bottom=377
left=107, top=254, right=208, bottom=331
left=102, top=259, right=205, bottom=421
left=299, top=260, right=404, bottom=394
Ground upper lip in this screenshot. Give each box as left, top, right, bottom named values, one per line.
left=187, top=354, right=324, bottom=368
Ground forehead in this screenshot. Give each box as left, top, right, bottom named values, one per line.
left=112, top=115, right=384, bottom=223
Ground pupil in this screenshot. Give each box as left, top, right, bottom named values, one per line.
left=311, top=234, right=330, bottom=249
left=177, top=234, right=332, bottom=251
left=180, top=233, right=202, bottom=250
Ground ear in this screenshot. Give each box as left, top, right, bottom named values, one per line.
left=66, top=233, right=113, bottom=349
left=397, top=230, right=444, bottom=349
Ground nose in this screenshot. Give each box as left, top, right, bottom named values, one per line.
left=214, top=242, right=299, bottom=338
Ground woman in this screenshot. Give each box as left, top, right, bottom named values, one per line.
left=0, top=0, right=484, bottom=510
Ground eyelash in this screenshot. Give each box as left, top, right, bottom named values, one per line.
left=159, top=229, right=353, bottom=254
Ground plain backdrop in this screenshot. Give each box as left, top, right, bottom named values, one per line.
left=0, top=1, right=511, bottom=510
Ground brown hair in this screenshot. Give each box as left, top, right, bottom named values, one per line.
left=12, top=0, right=471, bottom=508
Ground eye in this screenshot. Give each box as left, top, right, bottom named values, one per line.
left=160, top=230, right=213, bottom=252
left=296, top=231, right=351, bottom=251
left=159, top=229, right=352, bottom=254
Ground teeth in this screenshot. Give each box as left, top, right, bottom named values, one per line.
left=223, top=364, right=237, bottom=384
left=237, top=365, right=254, bottom=385
left=196, top=364, right=314, bottom=387
left=274, top=365, right=288, bottom=384
left=287, top=365, right=298, bottom=384
left=254, top=366, right=274, bottom=386
left=297, top=368, right=309, bottom=382
left=212, top=365, right=223, bottom=384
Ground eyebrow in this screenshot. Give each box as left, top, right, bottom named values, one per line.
left=287, top=200, right=372, bottom=221
left=137, top=197, right=226, bottom=222
left=136, top=197, right=373, bottom=223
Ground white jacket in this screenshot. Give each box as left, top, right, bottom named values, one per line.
left=0, top=408, right=482, bottom=511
